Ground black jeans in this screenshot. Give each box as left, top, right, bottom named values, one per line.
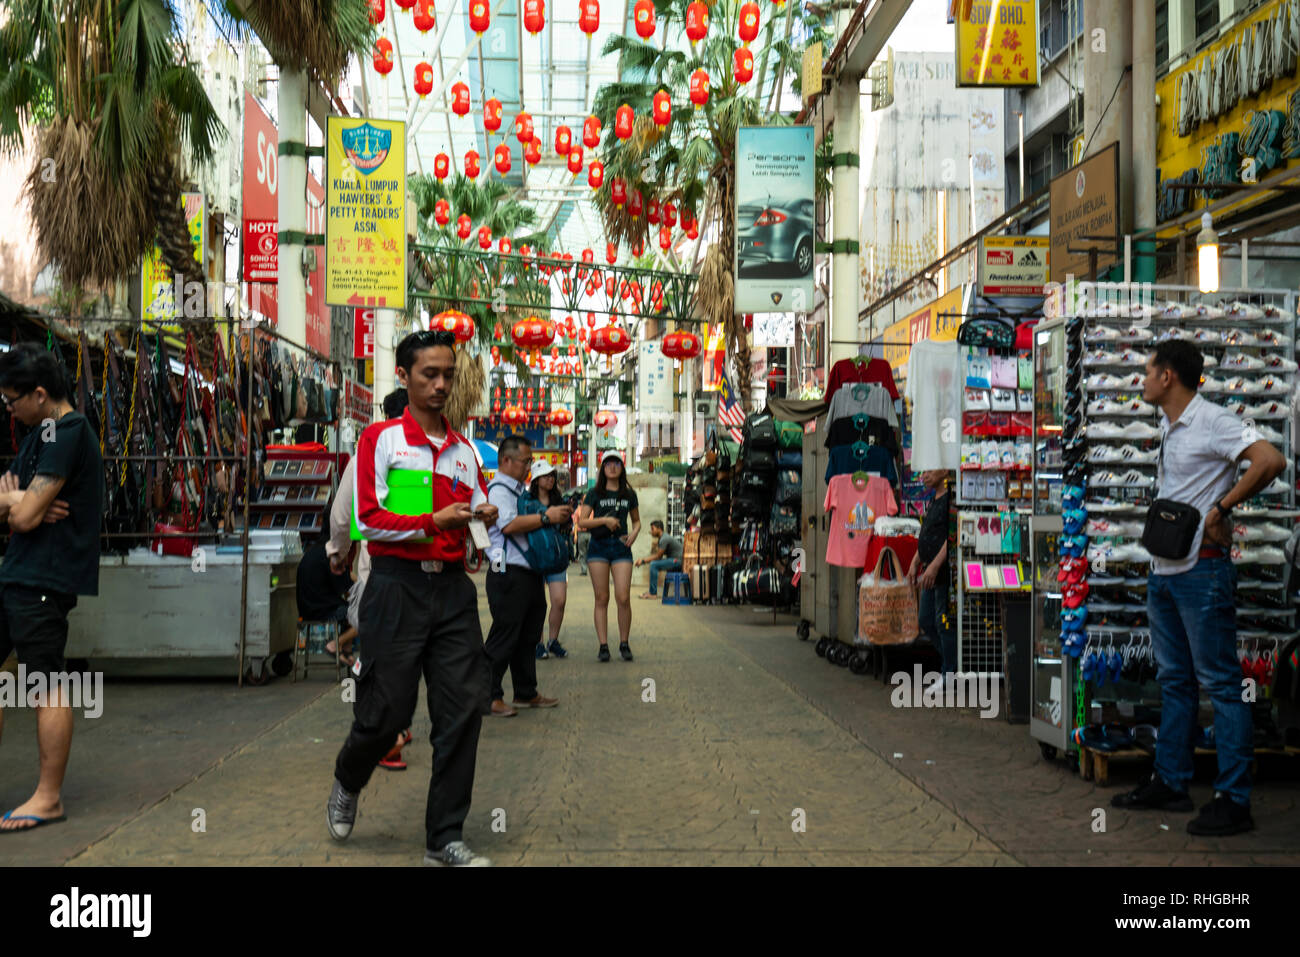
left=484, top=565, right=547, bottom=703
left=333, top=557, right=490, bottom=852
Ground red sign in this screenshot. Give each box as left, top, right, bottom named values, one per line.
left=244, top=219, right=277, bottom=281
left=354, top=307, right=375, bottom=359
left=345, top=379, right=374, bottom=423
left=243, top=91, right=278, bottom=322
left=305, top=172, right=330, bottom=357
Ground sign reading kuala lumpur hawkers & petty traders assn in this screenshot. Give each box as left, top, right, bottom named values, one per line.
left=326, top=116, right=406, bottom=309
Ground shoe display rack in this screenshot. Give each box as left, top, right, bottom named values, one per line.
left=1031, top=285, right=1299, bottom=761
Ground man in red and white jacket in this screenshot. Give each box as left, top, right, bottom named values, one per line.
left=327, top=329, right=499, bottom=868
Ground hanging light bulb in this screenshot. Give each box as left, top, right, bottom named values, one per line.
left=1197, top=212, right=1219, bottom=294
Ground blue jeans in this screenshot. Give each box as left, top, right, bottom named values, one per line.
left=646, top=559, right=682, bottom=594
left=1148, top=558, right=1251, bottom=806
left=917, top=576, right=956, bottom=675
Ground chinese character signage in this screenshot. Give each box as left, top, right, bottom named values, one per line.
left=326, top=116, right=406, bottom=309
left=954, top=0, right=1038, bottom=88
left=734, top=126, right=815, bottom=314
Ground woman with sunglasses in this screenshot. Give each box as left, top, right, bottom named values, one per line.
left=576, top=451, right=640, bottom=661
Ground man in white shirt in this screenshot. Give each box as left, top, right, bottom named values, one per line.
left=1112, top=340, right=1284, bottom=836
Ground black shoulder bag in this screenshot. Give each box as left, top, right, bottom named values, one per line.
left=1139, top=430, right=1201, bottom=560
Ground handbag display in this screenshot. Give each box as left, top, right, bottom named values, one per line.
left=743, top=411, right=779, bottom=449
left=857, top=547, right=920, bottom=645
left=743, top=447, right=777, bottom=472
left=776, top=419, right=803, bottom=449
left=775, top=469, right=801, bottom=506
left=770, top=502, right=800, bottom=537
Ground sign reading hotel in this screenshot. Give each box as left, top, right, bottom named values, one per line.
left=1049, top=143, right=1119, bottom=282
left=978, top=235, right=1049, bottom=296
left=954, top=0, right=1039, bottom=87
left=326, top=116, right=406, bottom=309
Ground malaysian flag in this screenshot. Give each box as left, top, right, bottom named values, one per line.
left=715, top=371, right=745, bottom=443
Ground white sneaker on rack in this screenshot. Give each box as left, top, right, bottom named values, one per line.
left=1258, top=477, right=1292, bottom=496
left=1084, top=348, right=1122, bottom=366
left=1156, top=301, right=1197, bottom=320
left=1194, top=303, right=1227, bottom=320
left=1198, top=375, right=1228, bottom=393
left=1236, top=521, right=1291, bottom=542
left=1116, top=468, right=1155, bottom=489
left=1221, top=352, right=1266, bottom=371
left=1088, top=445, right=1121, bottom=463
left=1118, top=421, right=1161, bottom=440
left=1092, top=470, right=1125, bottom=487
left=1193, top=328, right=1226, bottom=345
left=1114, top=444, right=1159, bottom=465
left=1086, top=421, right=1125, bottom=438
left=1120, top=326, right=1155, bottom=341
left=1244, top=375, right=1291, bottom=395
left=1244, top=400, right=1289, bottom=419
left=1085, top=324, right=1123, bottom=341
left=1260, top=303, right=1290, bottom=323
left=1115, top=348, right=1150, bottom=366
left=1224, top=301, right=1264, bottom=320
left=1086, top=372, right=1125, bottom=390
left=1255, top=328, right=1286, bottom=346
left=1260, top=353, right=1298, bottom=373
left=1158, top=326, right=1196, bottom=341
left=1223, top=329, right=1261, bottom=346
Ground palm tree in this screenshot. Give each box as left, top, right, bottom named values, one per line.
left=589, top=0, right=830, bottom=405
left=219, top=0, right=375, bottom=80
left=0, top=0, right=224, bottom=296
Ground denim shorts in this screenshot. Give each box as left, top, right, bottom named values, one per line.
left=586, top=535, right=633, bottom=565
left=544, top=568, right=568, bottom=584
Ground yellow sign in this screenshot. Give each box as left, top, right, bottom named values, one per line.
left=872, top=287, right=965, bottom=374
left=1155, top=0, right=1300, bottom=225
left=954, top=0, right=1038, bottom=88
left=141, top=191, right=205, bottom=328
left=802, top=42, right=823, bottom=100
left=326, top=116, right=407, bottom=309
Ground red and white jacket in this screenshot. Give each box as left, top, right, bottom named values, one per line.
left=353, top=408, right=487, bottom=563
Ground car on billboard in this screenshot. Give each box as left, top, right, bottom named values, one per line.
left=736, top=197, right=814, bottom=278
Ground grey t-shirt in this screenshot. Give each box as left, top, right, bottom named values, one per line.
left=659, top=534, right=683, bottom=561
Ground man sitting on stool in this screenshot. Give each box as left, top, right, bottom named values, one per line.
left=637, top=520, right=684, bottom=599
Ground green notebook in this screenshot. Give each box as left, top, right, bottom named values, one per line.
left=351, top=469, right=435, bottom=542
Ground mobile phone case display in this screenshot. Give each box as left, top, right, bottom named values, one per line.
left=955, top=509, right=1031, bottom=674
left=1045, top=288, right=1299, bottom=756
left=958, top=346, right=1035, bottom=504
left=249, top=451, right=340, bottom=537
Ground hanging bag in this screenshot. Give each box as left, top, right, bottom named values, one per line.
left=857, top=547, right=920, bottom=645
left=1140, top=439, right=1202, bottom=560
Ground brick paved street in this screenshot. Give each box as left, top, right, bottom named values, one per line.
left=2, top=578, right=1298, bottom=866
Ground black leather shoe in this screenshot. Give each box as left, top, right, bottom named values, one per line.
left=1186, top=794, right=1254, bottom=835
left=1111, top=772, right=1194, bottom=811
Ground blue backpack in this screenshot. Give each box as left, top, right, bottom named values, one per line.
left=488, top=481, right=572, bottom=575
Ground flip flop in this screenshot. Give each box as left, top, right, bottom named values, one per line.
left=0, top=810, right=67, bottom=833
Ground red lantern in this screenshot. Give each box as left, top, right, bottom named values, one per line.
left=662, top=330, right=702, bottom=360
left=494, top=143, right=512, bottom=175
left=503, top=405, right=529, bottom=428
left=368, top=0, right=385, bottom=24
left=582, top=115, right=601, bottom=149
left=606, top=275, right=617, bottom=297
left=499, top=237, right=512, bottom=254
left=615, top=104, right=634, bottom=140
left=633, top=0, right=655, bottom=40
left=451, top=81, right=471, bottom=116
left=414, top=62, right=434, bottom=97
left=431, top=309, right=475, bottom=342
left=477, top=225, right=492, bottom=249
left=555, top=125, right=572, bottom=155
left=581, top=249, right=594, bottom=265
left=588, top=160, right=604, bottom=189
left=469, top=0, right=490, bottom=34
left=525, top=139, right=541, bottom=165
left=686, top=219, right=699, bottom=241
left=464, top=149, right=481, bottom=178
left=395, top=0, right=415, bottom=8
left=511, top=316, right=556, bottom=352
left=578, top=0, right=599, bottom=35
left=689, top=69, right=709, bottom=108
left=434, top=198, right=450, bottom=226
left=491, top=345, right=501, bottom=366
left=658, top=226, right=671, bottom=251
left=414, top=0, right=436, bottom=30
left=591, top=326, right=630, bottom=356
left=606, top=242, right=618, bottom=264
left=647, top=197, right=660, bottom=224
left=373, top=38, right=394, bottom=75
left=484, top=97, right=503, bottom=133
left=734, top=47, right=754, bottom=83
left=738, top=2, right=759, bottom=44
left=610, top=177, right=627, bottom=207
left=434, top=152, right=450, bottom=179
left=515, top=111, right=534, bottom=144
left=685, top=1, right=708, bottom=42
left=567, top=145, right=584, bottom=175
left=663, top=201, right=676, bottom=227
left=628, top=190, right=643, bottom=218
left=652, top=89, right=671, bottom=126
left=547, top=408, right=574, bottom=428
left=456, top=214, right=471, bottom=240
left=594, top=409, right=619, bottom=428
left=523, top=0, right=545, bottom=33
left=631, top=238, right=644, bottom=257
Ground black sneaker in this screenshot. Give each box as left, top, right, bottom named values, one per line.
left=619, top=642, right=633, bottom=661
left=1110, top=772, right=1194, bottom=811
left=598, top=644, right=610, bottom=662
left=1186, top=794, right=1254, bottom=836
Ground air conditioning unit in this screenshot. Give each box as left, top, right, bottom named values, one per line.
left=694, top=393, right=719, bottom=419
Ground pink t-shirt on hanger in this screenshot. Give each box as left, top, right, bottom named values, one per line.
left=824, top=474, right=897, bottom=568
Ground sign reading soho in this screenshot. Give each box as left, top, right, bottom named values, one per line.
left=1156, top=0, right=1300, bottom=221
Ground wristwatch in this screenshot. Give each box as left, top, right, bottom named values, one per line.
left=1211, top=500, right=1232, bottom=519
left=540, top=511, right=551, bottom=527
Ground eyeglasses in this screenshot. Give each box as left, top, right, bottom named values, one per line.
left=0, top=391, right=28, bottom=409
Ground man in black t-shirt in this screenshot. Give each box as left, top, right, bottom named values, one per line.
left=0, top=343, right=103, bottom=833
left=908, top=470, right=954, bottom=676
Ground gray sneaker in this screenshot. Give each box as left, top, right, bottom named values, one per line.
left=423, top=840, right=492, bottom=867
left=326, top=778, right=358, bottom=841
